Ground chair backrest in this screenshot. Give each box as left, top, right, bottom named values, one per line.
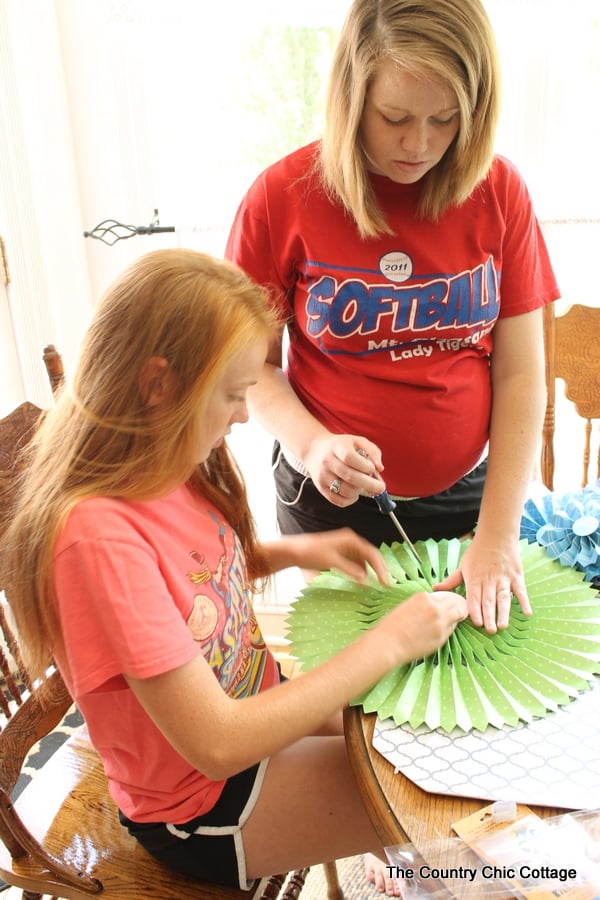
left=0, top=400, right=53, bottom=730
left=1, top=343, right=64, bottom=521
left=541, top=303, right=600, bottom=490
left=42, top=344, right=65, bottom=395
left=0, top=401, right=43, bottom=539
left=0, top=399, right=81, bottom=893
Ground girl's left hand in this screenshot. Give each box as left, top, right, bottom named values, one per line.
left=284, top=527, right=392, bottom=587
left=434, top=532, right=532, bottom=633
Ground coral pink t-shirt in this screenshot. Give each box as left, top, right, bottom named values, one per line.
left=53, top=484, right=279, bottom=823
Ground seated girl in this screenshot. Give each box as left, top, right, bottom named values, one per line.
left=3, top=249, right=466, bottom=895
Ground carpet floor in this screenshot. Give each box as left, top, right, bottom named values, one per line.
left=301, top=856, right=383, bottom=899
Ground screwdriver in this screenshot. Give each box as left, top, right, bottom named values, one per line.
left=356, top=449, right=425, bottom=570
left=372, top=489, right=425, bottom=571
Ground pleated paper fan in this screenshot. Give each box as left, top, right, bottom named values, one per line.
left=285, top=538, right=600, bottom=733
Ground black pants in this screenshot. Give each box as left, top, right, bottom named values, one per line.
left=273, top=443, right=486, bottom=545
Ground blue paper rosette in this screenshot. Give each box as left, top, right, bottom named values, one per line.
left=520, top=484, right=600, bottom=586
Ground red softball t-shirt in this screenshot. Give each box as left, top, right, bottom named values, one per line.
left=226, top=142, right=559, bottom=497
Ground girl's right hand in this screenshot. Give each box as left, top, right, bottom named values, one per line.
left=374, top=590, right=467, bottom=665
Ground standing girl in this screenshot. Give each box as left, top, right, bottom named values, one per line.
left=226, top=0, right=560, bottom=634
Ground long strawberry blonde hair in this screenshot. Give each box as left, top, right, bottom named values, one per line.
left=2, top=249, right=281, bottom=679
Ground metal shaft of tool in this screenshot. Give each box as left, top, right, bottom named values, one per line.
left=374, top=495, right=423, bottom=570
left=355, top=447, right=425, bottom=570
left=387, top=509, right=424, bottom=570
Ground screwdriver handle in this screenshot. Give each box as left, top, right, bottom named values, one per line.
left=373, top=489, right=397, bottom=515
left=355, top=448, right=397, bottom=514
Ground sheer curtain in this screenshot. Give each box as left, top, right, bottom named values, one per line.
left=0, top=0, right=92, bottom=414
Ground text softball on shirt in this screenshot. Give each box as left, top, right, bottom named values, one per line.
left=303, top=253, right=498, bottom=360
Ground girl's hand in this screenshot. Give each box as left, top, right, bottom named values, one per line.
left=304, top=434, right=387, bottom=506
left=374, top=590, right=468, bottom=665
left=434, top=532, right=532, bottom=633
left=281, top=527, right=393, bottom=587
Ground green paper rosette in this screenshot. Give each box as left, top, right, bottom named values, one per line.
left=285, top=539, right=600, bottom=732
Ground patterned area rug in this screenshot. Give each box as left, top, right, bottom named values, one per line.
left=302, top=856, right=383, bottom=899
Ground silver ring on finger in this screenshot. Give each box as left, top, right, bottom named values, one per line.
left=329, top=478, right=343, bottom=495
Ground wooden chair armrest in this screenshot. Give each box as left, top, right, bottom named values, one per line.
left=0, top=670, right=73, bottom=795
left=0, top=788, right=103, bottom=894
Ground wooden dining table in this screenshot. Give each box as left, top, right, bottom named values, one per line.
left=343, top=705, right=569, bottom=895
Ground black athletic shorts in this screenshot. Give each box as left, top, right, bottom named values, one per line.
left=273, top=442, right=487, bottom=545
left=119, top=757, right=269, bottom=889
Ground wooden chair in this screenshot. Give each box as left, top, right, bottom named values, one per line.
left=541, top=303, right=600, bottom=489
left=0, top=396, right=343, bottom=899
left=42, top=344, right=65, bottom=396
left=0, top=402, right=43, bottom=537
left=0, top=335, right=65, bottom=530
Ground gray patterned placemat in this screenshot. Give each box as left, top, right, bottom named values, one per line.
left=372, top=677, right=600, bottom=809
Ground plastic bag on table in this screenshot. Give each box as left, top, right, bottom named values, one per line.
left=384, top=838, right=513, bottom=899
left=385, top=808, right=600, bottom=900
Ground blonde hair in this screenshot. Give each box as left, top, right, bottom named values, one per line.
left=2, top=249, right=281, bottom=679
left=320, top=0, right=501, bottom=236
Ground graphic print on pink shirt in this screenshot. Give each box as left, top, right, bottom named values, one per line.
left=185, top=510, right=269, bottom=699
